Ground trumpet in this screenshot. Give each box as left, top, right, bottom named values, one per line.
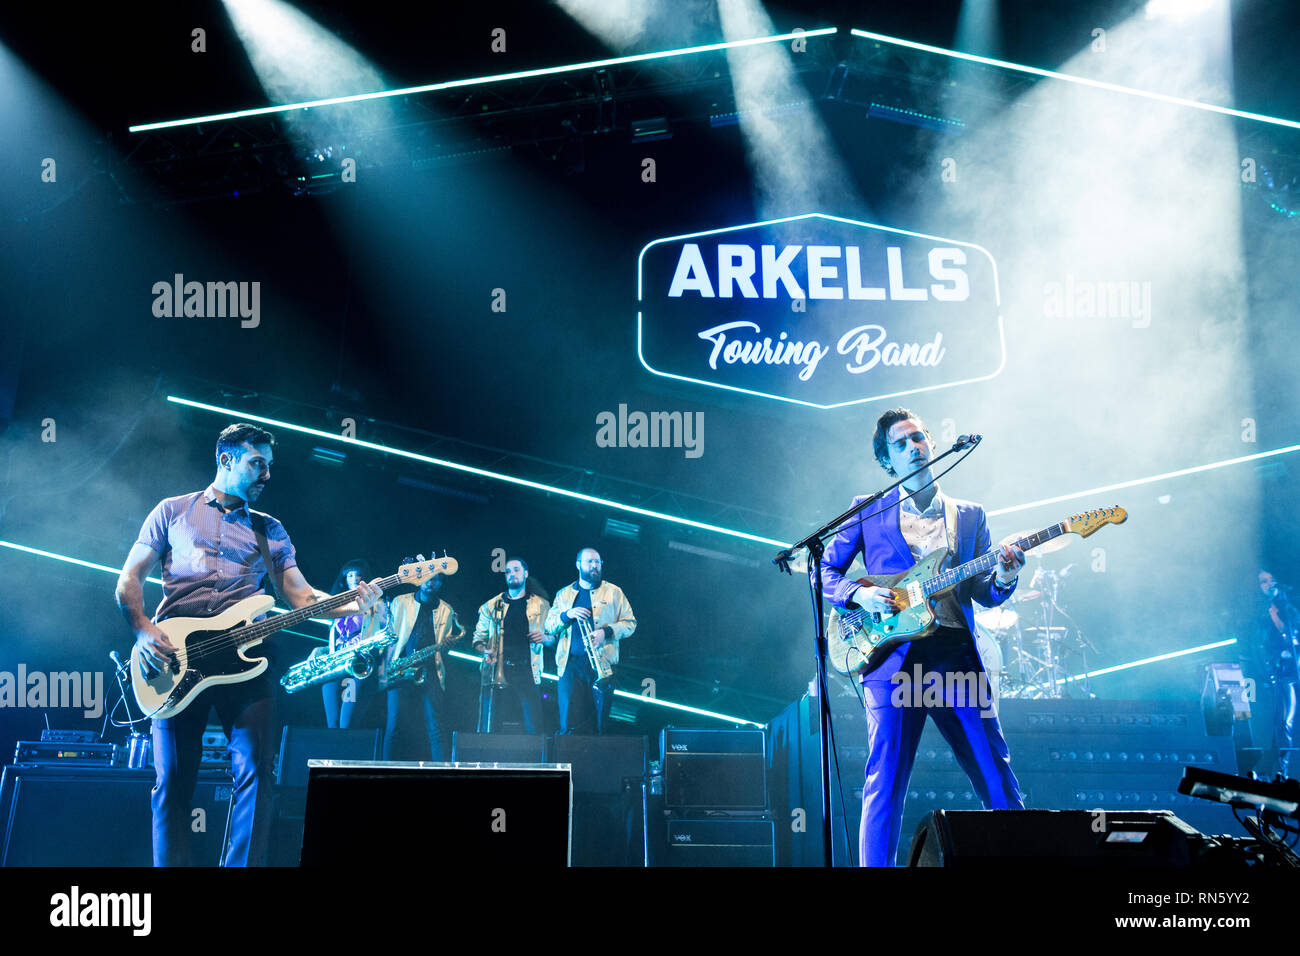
left=484, top=601, right=508, bottom=689
left=575, top=615, right=613, bottom=680
left=280, top=630, right=396, bottom=694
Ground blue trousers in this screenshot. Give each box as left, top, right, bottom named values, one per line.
left=478, top=661, right=543, bottom=734
left=859, top=630, right=1023, bottom=867
left=384, top=679, right=446, bottom=761
left=1272, top=677, right=1297, bottom=777
left=151, top=675, right=276, bottom=866
left=558, top=652, right=613, bottom=734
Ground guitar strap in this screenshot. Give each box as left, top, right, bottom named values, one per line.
left=250, top=510, right=274, bottom=587
left=943, top=495, right=960, bottom=563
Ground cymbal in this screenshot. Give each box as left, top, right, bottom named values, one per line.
left=999, top=530, right=1074, bottom=556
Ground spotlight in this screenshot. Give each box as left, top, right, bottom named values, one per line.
left=1144, top=0, right=1218, bottom=23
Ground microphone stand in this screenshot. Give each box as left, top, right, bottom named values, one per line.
left=772, top=435, right=981, bottom=866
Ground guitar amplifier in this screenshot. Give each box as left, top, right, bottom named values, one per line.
left=664, top=818, right=775, bottom=866
left=661, top=727, right=767, bottom=810
left=0, top=765, right=232, bottom=866
left=13, top=740, right=116, bottom=767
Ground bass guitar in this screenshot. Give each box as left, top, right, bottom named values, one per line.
left=131, top=555, right=458, bottom=719
left=827, top=506, right=1126, bottom=676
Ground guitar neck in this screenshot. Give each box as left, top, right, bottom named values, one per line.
left=924, top=523, right=1067, bottom=597
left=239, top=572, right=404, bottom=644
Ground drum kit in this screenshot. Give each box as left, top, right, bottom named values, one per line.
left=973, top=528, right=1096, bottom=700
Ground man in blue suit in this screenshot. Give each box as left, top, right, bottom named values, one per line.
left=821, top=408, right=1026, bottom=866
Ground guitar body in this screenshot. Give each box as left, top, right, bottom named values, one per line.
left=824, top=506, right=1128, bottom=677
left=827, top=549, right=949, bottom=676
left=130, top=594, right=275, bottom=720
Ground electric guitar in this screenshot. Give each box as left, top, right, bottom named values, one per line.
left=826, top=506, right=1126, bottom=676
left=130, top=556, right=459, bottom=719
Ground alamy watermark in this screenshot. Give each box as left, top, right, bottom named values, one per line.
left=890, top=664, right=996, bottom=716
left=152, top=274, right=260, bottom=328
left=49, top=886, right=151, bottom=936
left=595, top=404, right=703, bottom=458
left=1043, top=275, right=1151, bottom=327
left=0, top=664, right=105, bottom=719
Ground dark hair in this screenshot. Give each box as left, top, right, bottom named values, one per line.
left=575, top=547, right=599, bottom=563
left=216, top=423, right=275, bottom=467
left=872, top=408, right=933, bottom=477
left=506, top=556, right=529, bottom=572
left=331, top=559, right=370, bottom=594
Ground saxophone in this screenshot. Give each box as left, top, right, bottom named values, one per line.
left=575, top=615, right=613, bottom=680
left=280, top=630, right=396, bottom=694
left=381, top=641, right=451, bottom=690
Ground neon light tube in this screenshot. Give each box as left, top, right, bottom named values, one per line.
left=167, top=395, right=787, bottom=547
left=988, top=443, right=1300, bottom=517
left=850, top=28, right=1300, bottom=130
left=1063, top=638, right=1237, bottom=682
left=130, top=29, right=837, bottom=132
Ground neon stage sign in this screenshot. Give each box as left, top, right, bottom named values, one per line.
left=637, top=213, right=1005, bottom=409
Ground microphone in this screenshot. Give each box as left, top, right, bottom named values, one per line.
left=109, top=650, right=127, bottom=674
left=953, top=434, right=982, bottom=450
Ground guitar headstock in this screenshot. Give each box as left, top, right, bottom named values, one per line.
left=397, top=554, right=459, bottom=586
left=1063, top=506, right=1127, bottom=538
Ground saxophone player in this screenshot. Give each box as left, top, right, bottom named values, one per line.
left=382, top=555, right=466, bottom=760
left=472, top=558, right=550, bottom=734
left=316, top=559, right=388, bottom=729
left=544, top=548, right=636, bottom=735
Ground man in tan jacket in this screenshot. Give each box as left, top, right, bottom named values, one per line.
left=473, top=557, right=550, bottom=734
left=544, top=548, right=636, bottom=734
left=384, top=564, right=465, bottom=760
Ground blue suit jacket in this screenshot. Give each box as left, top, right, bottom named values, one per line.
left=820, top=486, right=1016, bottom=681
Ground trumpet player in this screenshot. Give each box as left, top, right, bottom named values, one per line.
left=544, top=548, right=636, bottom=735
left=472, top=558, right=550, bottom=734
left=383, top=555, right=466, bottom=760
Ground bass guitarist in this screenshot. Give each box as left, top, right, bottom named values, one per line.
left=820, top=408, right=1025, bottom=866
left=115, top=423, right=383, bottom=866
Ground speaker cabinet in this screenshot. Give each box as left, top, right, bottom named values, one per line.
left=299, top=761, right=571, bottom=866
left=0, top=765, right=231, bottom=866
left=907, top=809, right=1213, bottom=867
left=665, top=818, right=775, bottom=867
left=661, top=728, right=766, bottom=810
left=551, top=735, right=647, bottom=794
left=451, top=732, right=546, bottom=763
left=276, top=726, right=381, bottom=789
left=269, top=727, right=382, bottom=866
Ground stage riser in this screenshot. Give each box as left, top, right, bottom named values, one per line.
left=771, top=696, right=1242, bottom=866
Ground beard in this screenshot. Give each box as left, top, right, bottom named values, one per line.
left=579, top=570, right=602, bottom=587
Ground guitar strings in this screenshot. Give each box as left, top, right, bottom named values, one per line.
left=165, top=569, right=419, bottom=667
left=833, top=519, right=1075, bottom=632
